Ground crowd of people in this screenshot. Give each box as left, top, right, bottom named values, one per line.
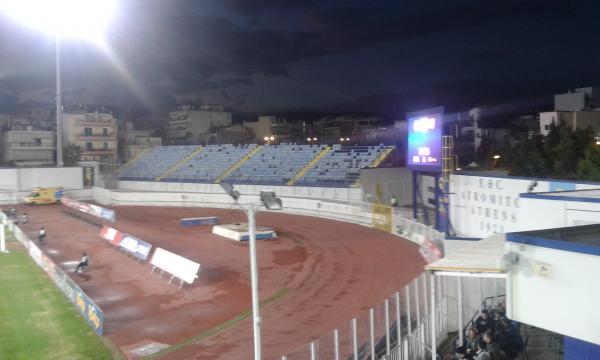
left=453, top=304, right=525, bottom=360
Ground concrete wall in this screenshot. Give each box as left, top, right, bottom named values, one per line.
left=0, top=167, right=83, bottom=191
left=95, top=186, right=374, bottom=227
left=360, top=167, right=412, bottom=206
left=507, top=241, right=600, bottom=345
left=450, top=174, right=600, bottom=238
left=117, top=180, right=362, bottom=202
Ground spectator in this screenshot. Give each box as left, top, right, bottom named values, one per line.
left=465, top=326, right=481, bottom=356
left=484, top=330, right=509, bottom=360
left=474, top=337, right=491, bottom=360
left=497, top=319, right=524, bottom=359
left=454, top=345, right=474, bottom=360
left=474, top=310, right=495, bottom=334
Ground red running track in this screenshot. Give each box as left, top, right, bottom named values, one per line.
left=13, top=204, right=424, bottom=359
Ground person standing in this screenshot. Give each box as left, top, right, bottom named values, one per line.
left=38, top=227, right=46, bottom=245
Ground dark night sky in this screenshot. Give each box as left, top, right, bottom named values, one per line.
left=1, top=0, right=600, bottom=118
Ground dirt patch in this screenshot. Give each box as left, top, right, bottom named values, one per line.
left=272, top=247, right=308, bottom=266
left=12, top=204, right=424, bottom=359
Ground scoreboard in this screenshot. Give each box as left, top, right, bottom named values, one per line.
left=406, top=106, right=444, bottom=171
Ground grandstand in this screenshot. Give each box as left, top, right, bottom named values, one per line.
left=164, top=144, right=257, bottom=183
left=296, top=144, right=393, bottom=187
left=117, top=143, right=395, bottom=187
left=223, top=143, right=327, bottom=185
left=118, top=145, right=199, bottom=181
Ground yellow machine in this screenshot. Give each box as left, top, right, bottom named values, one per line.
left=24, top=187, right=64, bottom=205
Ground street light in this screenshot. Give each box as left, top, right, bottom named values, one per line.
left=0, top=0, right=118, bottom=167
left=220, top=183, right=282, bottom=360
left=491, top=154, right=501, bottom=169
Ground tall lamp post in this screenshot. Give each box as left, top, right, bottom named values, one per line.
left=220, top=183, right=282, bottom=360
left=56, top=38, right=63, bottom=167
left=0, top=0, right=118, bottom=167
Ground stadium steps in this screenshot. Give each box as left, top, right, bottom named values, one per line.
left=214, top=145, right=263, bottom=183
left=287, top=146, right=332, bottom=185
left=352, top=147, right=395, bottom=187
left=155, top=146, right=203, bottom=181
left=115, top=147, right=152, bottom=174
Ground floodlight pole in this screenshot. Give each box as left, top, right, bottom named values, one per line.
left=244, top=203, right=261, bottom=360
left=56, top=37, right=63, bottom=167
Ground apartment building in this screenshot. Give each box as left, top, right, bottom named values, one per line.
left=62, top=110, right=118, bottom=163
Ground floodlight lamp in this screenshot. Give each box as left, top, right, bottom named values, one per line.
left=340, top=137, right=344, bottom=141
left=307, top=137, right=312, bottom=141
left=346, top=137, right=350, bottom=141
left=263, top=136, right=269, bottom=141
left=313, top=137, right=318, bottom=141
left=220, top=183, right=240, bottom=201
left=493, top=154, right=501, bottom=159
left=269, top=136, right=275, bottom=141
left=0, top=0, right=118, bottom=45
left=260, top=191, right=282, bottom=210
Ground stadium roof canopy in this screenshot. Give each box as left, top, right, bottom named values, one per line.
left=426, top=233, right=506, bottom=278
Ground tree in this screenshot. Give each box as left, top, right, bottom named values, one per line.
left=63, top=143, right=82, bottom=166
left=578, top=144, right=600, bottom=181
left=505, top=133, right=550, bottom=177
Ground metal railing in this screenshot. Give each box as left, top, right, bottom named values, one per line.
left=281, top=273, right=451, bottom=360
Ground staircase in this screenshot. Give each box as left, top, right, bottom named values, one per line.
left=352, top=147, right=394, bottom=187
left=370, top=147, right=394, bottom=168
left=115, top=147, right=152, bottom=174
left=287, top=146, right=331, bottom=185
left=214, top=145, right=263, bottom=183
left=155, top=146, right=203, bottom=181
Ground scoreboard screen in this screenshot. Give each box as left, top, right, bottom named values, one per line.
left=406, top=107, right=444, bottom=171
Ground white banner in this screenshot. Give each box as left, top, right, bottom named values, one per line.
left=150, top=247, right=201, bottom=284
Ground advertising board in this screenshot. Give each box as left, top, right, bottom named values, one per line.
left=150, top=247, right=201, bottom=284
left=61, top=197, right=115, bottom=223
left=99, top=225, right=123, bottom=246
left=119, top=234, right=152, bottom=260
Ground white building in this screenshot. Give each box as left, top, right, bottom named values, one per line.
left=167, top=104, right=232, bottom=143
left=119, top=122, right=162, bottom=162
left=539, top=110, right=600, bottom=136
left=0, top=130, right=55, bottom=166
left=62, top=111, right=118, bottom=163
left=554, top=87, right=600, bottom=112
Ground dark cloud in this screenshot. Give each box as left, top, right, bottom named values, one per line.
left=0, top=0, right=599, bottom=115
left=465, top=49, right=519, bottom=61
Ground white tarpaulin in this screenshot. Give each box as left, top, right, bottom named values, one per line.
left=151, top=247, right=201, bottom=284
left=426, top=233, right=506, bottom=275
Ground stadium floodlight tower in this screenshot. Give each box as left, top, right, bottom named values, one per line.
left=0, top=0, right=118, bottom=167
left=220, top=183, right=282, bottom=360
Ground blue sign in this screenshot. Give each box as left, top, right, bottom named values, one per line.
left=100, top=208, right=116, bottom=222
left=406, top=107, right=444, bottom=171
